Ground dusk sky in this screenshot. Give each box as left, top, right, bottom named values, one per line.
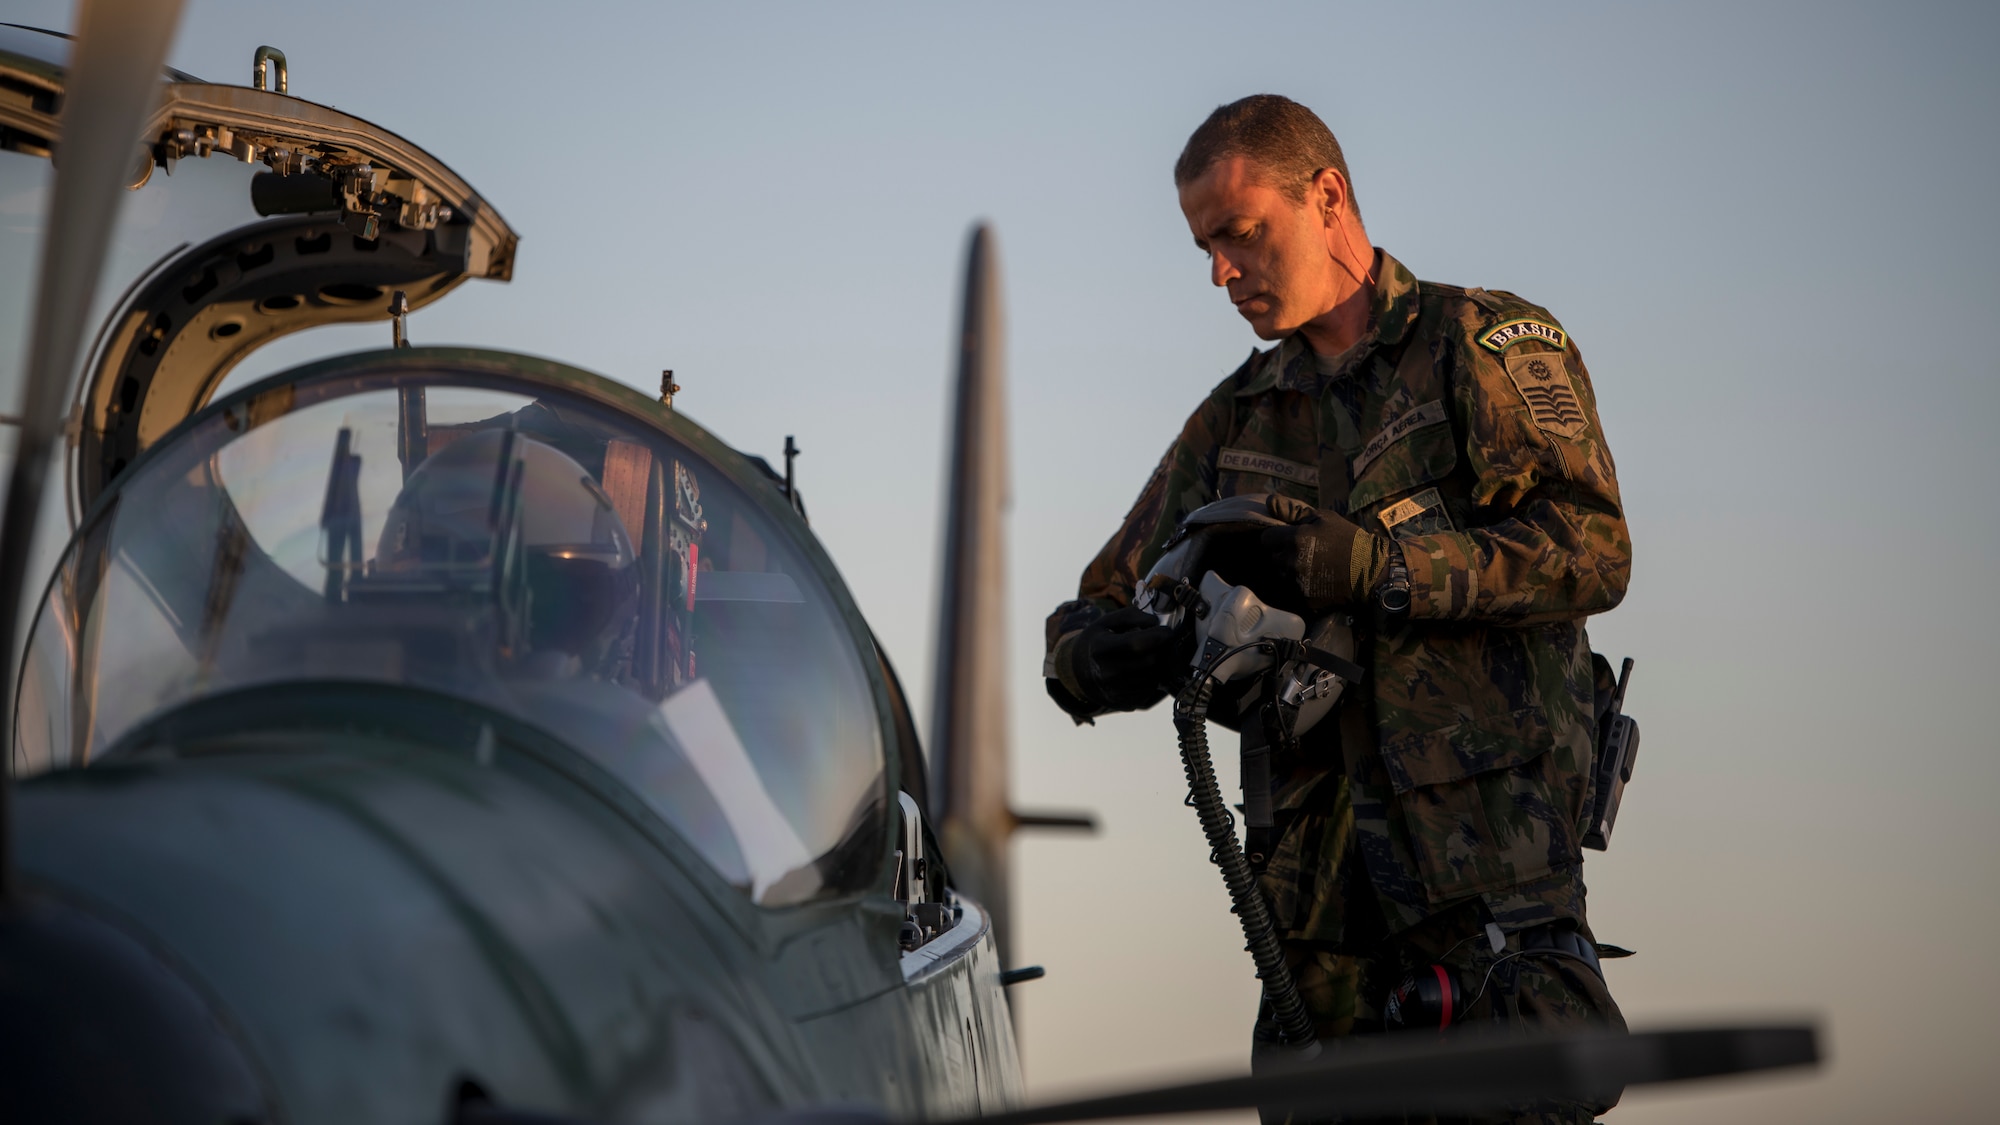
left=11, top=2, right=1998, bottom=1120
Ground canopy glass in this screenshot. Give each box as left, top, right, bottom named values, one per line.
left=13, top=359, right=888, bottom=906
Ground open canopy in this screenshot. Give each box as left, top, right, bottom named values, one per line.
left=0, top=23, right=518, bottom=517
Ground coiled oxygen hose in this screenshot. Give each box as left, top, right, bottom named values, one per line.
left=1174, top=661, right=1319, bottom=1053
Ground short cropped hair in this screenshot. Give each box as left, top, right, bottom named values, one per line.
left=1174, top=94, right=1361, bottom=221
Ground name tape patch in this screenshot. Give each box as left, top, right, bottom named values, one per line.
left=1479, top=318, right=1566, bottom=353
left=1377, top=487, right=1455, bottom=539
left=1351, top=399, right=1449, bottom=478
left=1217, top=447, right=1318, bottom=486
left=1504, top=352, right=1588, bottom=439
left=1379, top=488, right=1443, bottom=531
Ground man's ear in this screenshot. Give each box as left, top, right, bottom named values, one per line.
left=1310, top=167, right=1351, bottom=228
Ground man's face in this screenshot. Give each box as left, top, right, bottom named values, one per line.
left=1179, top=155, right=1344, bottom=340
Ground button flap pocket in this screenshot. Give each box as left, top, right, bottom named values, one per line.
left=1397, top=753, right=1569, bottom=903
left=1373, top=625, right=1567, bottom=793
left=1379, top=707, right=1556, bottom=793
left=1349, top=405, right=1457, bottom=514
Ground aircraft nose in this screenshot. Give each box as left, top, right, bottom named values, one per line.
left=0, top=892, right=275, bottom=1124
left=8, top=685, right=801, bottom=1125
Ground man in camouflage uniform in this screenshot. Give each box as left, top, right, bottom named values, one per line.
left=1043, top=95, right=1630, bottom=1123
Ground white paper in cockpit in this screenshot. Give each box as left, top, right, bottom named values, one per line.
left=652, top=678, right=813, bottom=901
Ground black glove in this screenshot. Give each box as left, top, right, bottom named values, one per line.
left=1179, top=496, right=1383, bottom=617
left=1254, top=495, right=1388, bottom=614
left=1049, top=606, right=1193, bottom=714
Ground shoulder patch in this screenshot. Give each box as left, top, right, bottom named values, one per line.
left=1503, top=352, right=1587, bottom=439
left=1218, top=447, right=1318, bottom=487
left=1479, top=317, right=1566, bottom=353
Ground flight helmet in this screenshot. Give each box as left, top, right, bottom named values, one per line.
left=375, top=428, right=640, bottom=676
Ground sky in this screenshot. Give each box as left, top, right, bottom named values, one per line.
left=9, top=1, right=2000, bottom=1120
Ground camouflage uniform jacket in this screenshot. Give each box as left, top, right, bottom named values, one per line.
left=1045, top=250, right=1630, bottom=940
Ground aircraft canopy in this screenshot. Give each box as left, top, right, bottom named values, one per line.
left=13, top=357, right=889, bottom=907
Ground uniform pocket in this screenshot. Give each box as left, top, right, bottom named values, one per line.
left=1373, top=625, right=1557, bottom=791
left=1397, top=751, right=1575, bottom=903
left=1258, top=775, right=1354, bottom=941
left=1380, top=705, right=1556, bottom=790
left=1371, top=621, right=1591, bottom=903
left=1349, top=409, right=1457, bottom=515
left=1217, top=468, right=1319, bottom=506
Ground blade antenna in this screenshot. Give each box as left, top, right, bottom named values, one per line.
left=0, top=0, right=189, bottom=902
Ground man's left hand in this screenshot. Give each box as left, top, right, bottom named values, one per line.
left=1252, top=495, right=1389, bottom=613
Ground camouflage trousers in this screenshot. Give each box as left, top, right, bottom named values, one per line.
left=1253, top=913, right=1625, bottom=1125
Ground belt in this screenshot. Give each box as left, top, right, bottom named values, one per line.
left=1517, top=922, right=1603, bottom=980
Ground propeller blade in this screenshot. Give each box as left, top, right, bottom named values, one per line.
left=940, top=1024, right=1820, bottom=1125
left=0, top=0, right=188, bottom=897
left=475, top=1023, right=1818, bottom=1125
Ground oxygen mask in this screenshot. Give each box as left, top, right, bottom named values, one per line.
left=1135, top=493, right=1360, bottom=738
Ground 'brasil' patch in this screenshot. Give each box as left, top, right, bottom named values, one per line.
left=1479, top=317, right=1566, bottom=353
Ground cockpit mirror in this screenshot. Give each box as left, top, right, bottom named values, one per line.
left=894, top=791, right=956, bottom=952
left=894, top=791, right=927, bottom=907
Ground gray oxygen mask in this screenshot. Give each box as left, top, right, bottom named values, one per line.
left=1134, top=494, right=1358, bottom=738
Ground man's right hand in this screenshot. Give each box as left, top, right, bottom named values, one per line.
left=1049, top=606, right=1192, bottom=714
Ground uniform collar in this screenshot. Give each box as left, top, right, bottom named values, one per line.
left=1236, top=248, right=1421, bottom=398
